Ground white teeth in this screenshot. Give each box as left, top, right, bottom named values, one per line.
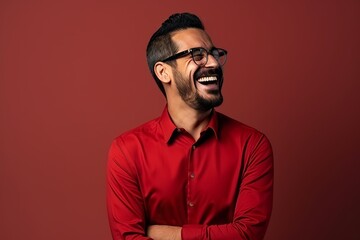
left=197, top=76, right=217, bottom=82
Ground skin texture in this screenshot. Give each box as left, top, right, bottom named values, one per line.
left=147, top=225, right=182, bottom=240
left=149, top=28, right=224, bottom=240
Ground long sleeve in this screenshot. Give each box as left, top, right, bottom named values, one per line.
left=106, top=139, right=152, bottom=240
left=181, top=135, right=274, bottom=240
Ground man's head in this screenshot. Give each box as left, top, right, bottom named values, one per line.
left=146, top=13, right=227, bottom=111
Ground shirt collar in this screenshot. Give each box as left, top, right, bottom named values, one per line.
left=207, top=109, right=219, bottom=139
left=159, top=106, right=178, bottom=143
left=159, top=106, right=219, bottom=143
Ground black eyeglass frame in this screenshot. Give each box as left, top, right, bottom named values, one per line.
left=160, top=47, right=228, bottom=66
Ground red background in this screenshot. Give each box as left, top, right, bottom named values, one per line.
left=1, top=1, right=359, bottom=239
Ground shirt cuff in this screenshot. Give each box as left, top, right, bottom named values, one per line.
left=181, top=224, right=205, bottom=240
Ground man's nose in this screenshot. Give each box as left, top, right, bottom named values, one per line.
left=205, top=54, right=220, bottom=68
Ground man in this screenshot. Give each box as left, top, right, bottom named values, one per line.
left=107, top=13, right=273, bottom=240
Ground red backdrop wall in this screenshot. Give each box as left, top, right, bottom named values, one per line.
left=1, top=1, right=359, bottom=239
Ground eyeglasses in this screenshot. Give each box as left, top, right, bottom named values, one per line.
left=161, top=47, right=228, bottom=67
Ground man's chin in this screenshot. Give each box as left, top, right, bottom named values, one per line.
left=194, top=94, right=223, bottom=111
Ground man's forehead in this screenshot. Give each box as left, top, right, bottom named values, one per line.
left=171, top=28, right=213, bottom=50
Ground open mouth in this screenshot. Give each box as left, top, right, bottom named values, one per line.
left=196, top=76, right=218, bottom=85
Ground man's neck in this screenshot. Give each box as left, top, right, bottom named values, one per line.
left=167, top=103, right=212, bottom=141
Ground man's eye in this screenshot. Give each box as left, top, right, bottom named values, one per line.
left=212, top=50, right=220, bottom=58
left=193, top=54, right=204, bottom=61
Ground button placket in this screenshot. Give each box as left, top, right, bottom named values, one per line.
left=187, top=143, right=197, bottom=221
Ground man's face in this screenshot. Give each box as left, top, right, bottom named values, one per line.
left=170, top=28, right=224, bottom=111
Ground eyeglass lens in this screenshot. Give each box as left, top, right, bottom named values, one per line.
left=192, top=48, right=226, bottom=66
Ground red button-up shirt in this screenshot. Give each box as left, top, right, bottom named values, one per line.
left=107, top=107, right=273, bottom=240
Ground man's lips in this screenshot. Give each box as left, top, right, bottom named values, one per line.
left=193, top=67, right=223, bottom=89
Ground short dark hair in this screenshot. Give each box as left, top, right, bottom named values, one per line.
left=146, top=13, right=205, bottom=96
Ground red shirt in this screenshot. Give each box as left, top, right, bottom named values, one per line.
left=107, top=107, right=273, bottom=240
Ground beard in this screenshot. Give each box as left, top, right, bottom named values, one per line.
left=173, top=67, right=224, bottom=111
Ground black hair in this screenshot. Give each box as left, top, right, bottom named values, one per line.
left=146, top=13, right=205, bottom=96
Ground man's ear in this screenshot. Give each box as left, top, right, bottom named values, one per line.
left=154, top=62, right=171, bottom=84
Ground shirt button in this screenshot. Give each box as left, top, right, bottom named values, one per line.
left=192, top=145, right=196, bottom=150
left=188, top=202, right=195, bottom=207
left=189, top=172, right=195, bottom=179
left=177, top=128, right=181, bottom=133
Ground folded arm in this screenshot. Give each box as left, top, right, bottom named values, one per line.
left=107, top=139, right=152, bottom=240
left=107, top=135, right=273, bottom=240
